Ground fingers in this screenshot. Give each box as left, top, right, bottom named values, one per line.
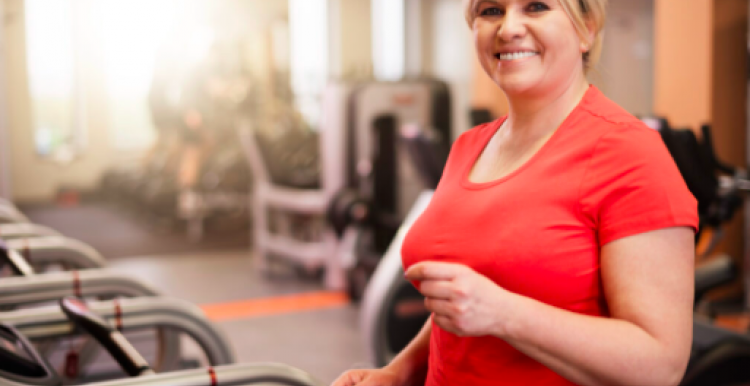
left=425, top=297, right=464, bottom=316
left=404, top=262, right=465, bottom=282
left=330, top=369, right=398, bottom=386
left=330, top=370, right=364, bottom=386
left=418, top=280, right=456, bottom=300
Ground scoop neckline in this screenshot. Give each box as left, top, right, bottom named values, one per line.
left=460, top=86, right=595, bottom=190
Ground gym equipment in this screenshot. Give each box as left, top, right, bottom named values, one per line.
left=1, top=297, right=235, bottom=373
left=60, top=297, right=155, bottom=377
left=469, top=109, right=494, bottom=127
left=682, top=322, right=750, bottom=385
left=0, top=224, right=61, bottom=241
left=0, top=241, right=187, bottom=376
left=254, top=124, right=321, bottom=190
left=0, top=269, right=160, bottom=309
left=2, top=236, right=106, bottom=273
left=360, top=191, right=433, bottom=367
left=100, top=44, right=255, bottom=241
left=694, top=255, right=738, bottom=307
left=240, top=121, right=334, bottom=280
left=0, top=199, right=28, bottom=224
left=242, top=79, right=452, bottom=290
left=654, top=120, right=743, bottom=257
left=0, top=299, right=324, bottom=386
left=0, top=240, right=155, bottom=310
left=359, top=123, right=450, bottom=365
left=1, top=244, right=34, bottom=277
left=0, top=205, right=29, bottom=225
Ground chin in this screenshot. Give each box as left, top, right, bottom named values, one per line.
left=495, top=76, right=543, bottom=98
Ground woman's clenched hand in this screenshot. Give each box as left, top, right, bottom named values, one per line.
left=330, top=368, right=403, bottom=386
left=405, top=262, right=513, bottom=337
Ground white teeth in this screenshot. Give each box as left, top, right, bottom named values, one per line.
left=498, top=52, right=538, bottom=60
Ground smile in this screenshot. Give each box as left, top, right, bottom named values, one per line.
left=495, top=52, right=539, bottom=61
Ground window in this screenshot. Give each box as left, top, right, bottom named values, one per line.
left=90, top=0, right=183, bottom=150
left=372, top=0, right=405, bottom=81
left=24, top=0, right=82, bottom=161
left=288, top=0, right=328, bottom=128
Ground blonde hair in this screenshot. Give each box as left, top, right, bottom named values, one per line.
left=463, top=0, right=608, bottom=72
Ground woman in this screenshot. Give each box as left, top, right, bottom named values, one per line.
left=333, top=0, right=697, bottom=385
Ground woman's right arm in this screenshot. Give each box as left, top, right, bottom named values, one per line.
left=384, top=318, right=432, bottom=385
left=331, top=318, right=432, bottom=386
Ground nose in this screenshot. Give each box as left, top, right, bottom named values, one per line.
left=497, top=9, right=526, bottom=41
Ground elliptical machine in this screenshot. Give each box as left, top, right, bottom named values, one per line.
left=359, top=125, right=447, bottom=367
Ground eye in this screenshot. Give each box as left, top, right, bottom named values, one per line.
left=527, top=2, right=550, bottom=12
left=479, top=6, right=504, bottom=17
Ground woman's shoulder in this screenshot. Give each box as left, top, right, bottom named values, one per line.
left=576, top=87, right=663, bottom=152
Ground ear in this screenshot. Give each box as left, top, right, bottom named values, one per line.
left=580, top=19, right=597, bottom=53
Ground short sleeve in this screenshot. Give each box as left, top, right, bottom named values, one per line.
left=579, top=124, right=699, bottom=246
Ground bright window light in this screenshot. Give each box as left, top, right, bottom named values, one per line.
left=24, top=0, right=77, bottom=159
left=92, top=0, right=210, bottom=150
left=289, top=0, right=328, bottom=127
left=372, top=0, right=405, bottom=81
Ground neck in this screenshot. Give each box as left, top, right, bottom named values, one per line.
left=503, top=72, right=590, bottom=139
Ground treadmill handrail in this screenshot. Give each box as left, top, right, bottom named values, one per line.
left=0, top=297, right=235, bottom=366
left=0, top=205, right=29, bottom=224
left=0, top=269, right=160, bottom=308
left=0, top=362, right=325, bottom=386
left=5, top=236, right=106, bottom=270
left=0, top=224, right=61, bottom=240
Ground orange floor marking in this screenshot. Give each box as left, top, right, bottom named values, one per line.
left=200, top=291, right=351, bottom=322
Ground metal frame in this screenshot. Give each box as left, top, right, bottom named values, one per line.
left=0, top=362, right=324, bottom=386
left=239, top=84, right=345, bottom=289
left=0, top=297, right=234, bottom=367
left=0, top=205, right=29, bottom=224
left=0, top=272, right=179, bottom=374
left=0, top=198, right=15, bottom=210
left=360, top=190, right=433, bottom=366
left=5, top=236, right=106, bottom=270
left=0, top=224, right=61, bottom=240
left=0, top=269, right=159, bottom=309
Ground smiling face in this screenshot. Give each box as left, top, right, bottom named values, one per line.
left=470, top=0, right=590, bottom=99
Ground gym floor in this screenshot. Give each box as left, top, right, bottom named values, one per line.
left=21, top=202, right=370, bottom=385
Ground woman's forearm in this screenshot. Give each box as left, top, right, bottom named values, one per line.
left=384, top=318, right=432, bottom=386
left=496, top=294, right=688, bottom=386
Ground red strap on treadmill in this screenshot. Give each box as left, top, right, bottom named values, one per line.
left=21, top=239, right=30, bottom=264
left=113, top=299, right=123, bottom=331
left=72, top=270, right=81, bottom=298
left=208, top=366, right=217, bottom=386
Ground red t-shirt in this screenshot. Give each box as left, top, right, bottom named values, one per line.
left=401, top=86, right=698, bottom=386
